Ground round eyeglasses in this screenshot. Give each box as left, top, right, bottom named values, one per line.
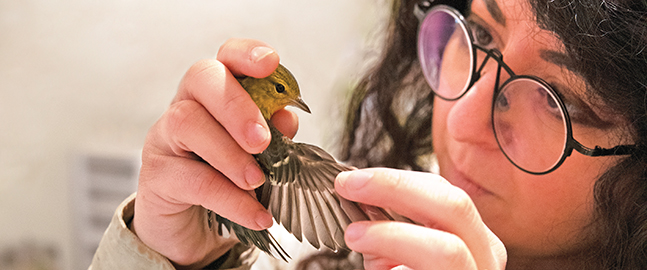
left=415, top=2, right=636, bottom=174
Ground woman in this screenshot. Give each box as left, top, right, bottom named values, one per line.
left=339, top=0, right=647, bottom=268
left=91, top=0, right=647, bottom=269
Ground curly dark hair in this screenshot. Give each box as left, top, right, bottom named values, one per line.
left=333, top=0, right=647, bottom=269
left=339, top=0, right=434, bottom=171
left=530, top=0, right=647, bottom=268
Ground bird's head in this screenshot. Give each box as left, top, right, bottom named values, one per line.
left=239, top=64, right=311, bottom=119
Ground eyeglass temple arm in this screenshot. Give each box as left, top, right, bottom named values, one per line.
left=414, top=0, right=469, bottom=20
left=571, top=140, right=636, bottom=157
left=414, top=1, right=430, bottom=20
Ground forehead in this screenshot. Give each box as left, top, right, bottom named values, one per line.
left=468, top=0, right=623, bottom=120
left=470, top=0, right=536, bottom=28
left=472, top=0, right=572, bottom=70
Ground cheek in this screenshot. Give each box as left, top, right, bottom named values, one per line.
left=431, top=98, right=452, bottom=151
left=496, top=156, right=604, bottom=256
left=432, top=93, right=608, bottom=257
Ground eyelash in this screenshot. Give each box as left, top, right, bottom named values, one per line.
left=546, top=82, right=601, bottom=127
left=466, top=18, right=496, bottom=49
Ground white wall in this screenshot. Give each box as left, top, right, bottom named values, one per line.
left=0, top=0, right=389, bottom=269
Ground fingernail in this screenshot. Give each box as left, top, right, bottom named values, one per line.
left=337, top=170, right=372, bottom=190
left=246, top=121, right=270, bottom=150
left=345, top=222, right=368, bottom=243
left=245, top=161, right=264, bottom=189
left=250, top=46, right=274, bottom=63
left=255, top=210, right=274, bottom=229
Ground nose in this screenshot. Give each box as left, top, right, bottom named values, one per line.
left=443, top=62, right=502, bottom=149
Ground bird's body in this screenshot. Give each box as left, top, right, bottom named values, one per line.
left=212, top=64, right=371, bottom=261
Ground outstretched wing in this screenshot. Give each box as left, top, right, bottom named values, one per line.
left=255, top=123, right=369, bottom=252
left=213, top=212, right=291, bottom=261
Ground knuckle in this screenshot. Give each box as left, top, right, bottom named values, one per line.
left=217, top=38, right=243, bottom=57
left=188, top=168, right=226, bottom=201
left=381, top=170, right=428, bottom=200
left=219, top=89, right=253, bottom=119
left=186, top=59, right=224, bottom=83
left=382, top=170, right=412, bottom=194
left=439, top=236, right=474, bottom=269
left=178, top=59, right=225, bottom=98
left=160, top=100, right=206, bottom=155
left=445, top=187, right=478, bottom=222
left=180, top=59, right=258, bottom=127
left=192, top=59, right=225, bottom=83
left=140, top=151, right=167, bottom=177
left=177, top=162, right=235, bottom=209
left=164, top=100, right=202, bottom=138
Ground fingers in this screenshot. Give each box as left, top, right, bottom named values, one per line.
left=173, top=38, right=280, bottom=155
left=143, top=38, right=290, bottom=227
left=336, top=169, right=505, bottom=270
left=139, top=151, right=273, bottom=231
left=140, top=101, right=276, bottom=229
left=175, top=59, right=271, bottom=155
left=134, top=150, right=272, bottom=266
left=216, top=38, right=280, bottom=78
left=347, top=221, right=477, bottom=270
left=336, top=169, right=475, bottom=227
left=133, top=38, right=289, bottom=267
left=270, top=109, right=299, bottom=139
left=157, top=100, right=265, bottom=189
left=169, top=63, right=298, bottom=187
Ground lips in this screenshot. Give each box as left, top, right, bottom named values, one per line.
left=439, top=154, right=496, bottom=198
left=449, top=168, right=492, bottom=197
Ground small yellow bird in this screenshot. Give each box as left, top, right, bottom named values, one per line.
left=210, top=64, right=372, bottom=261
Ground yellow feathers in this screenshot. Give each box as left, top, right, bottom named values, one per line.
left=218, top=64, right=364, bottom=261
left=237, top=64, right=311, bottom=119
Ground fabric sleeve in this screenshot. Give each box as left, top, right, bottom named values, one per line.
left=89, top=193, right=259, bottom=270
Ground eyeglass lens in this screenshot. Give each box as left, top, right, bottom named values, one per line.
left=418, top=6, right=570, bottom=173
left=494, top=79, right=569, bottom=173
left=418, top=8, right=473, bottom=100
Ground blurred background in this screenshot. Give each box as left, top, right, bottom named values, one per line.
left=0, top=0, right=389, bottom=269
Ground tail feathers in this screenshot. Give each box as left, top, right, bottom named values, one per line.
left=215, top=214, right=291, bottom=262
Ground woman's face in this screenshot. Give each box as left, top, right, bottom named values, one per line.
left=432, top=0, right=628, bottom=259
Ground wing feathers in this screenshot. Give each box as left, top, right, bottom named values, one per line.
left=299, top=182, right=320, bottom=249
left=265, top=139, right=367, bottom=251
left=259, top=123, right=381, bottom=254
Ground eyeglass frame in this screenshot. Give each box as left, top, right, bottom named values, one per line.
left=414, top=1, right=637, bottom=175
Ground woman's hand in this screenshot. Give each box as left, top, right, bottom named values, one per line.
left=131, top=38, right=299, bottom=269
left=335, top=168, right=507, bottom=270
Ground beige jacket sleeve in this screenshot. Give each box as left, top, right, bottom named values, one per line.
left=89, top=193, right=259, bottom=270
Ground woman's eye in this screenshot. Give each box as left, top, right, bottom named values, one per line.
left=468, top=21, right=494, bottom=47
left=473, top=26, right=493, bottom=46
left=546, top=85, right=602, bottom=128
left=545, top=91, right=559, bottom=109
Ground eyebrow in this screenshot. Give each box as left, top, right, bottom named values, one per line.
left=540, top=50, right=579, bottom=74
left=482, top=0, right=507, bottom=26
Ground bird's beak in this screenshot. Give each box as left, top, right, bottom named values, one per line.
left=291, top=97, right=311, bottom=114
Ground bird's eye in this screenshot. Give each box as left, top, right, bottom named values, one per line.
left=275, top=84, right=285, bottom=93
